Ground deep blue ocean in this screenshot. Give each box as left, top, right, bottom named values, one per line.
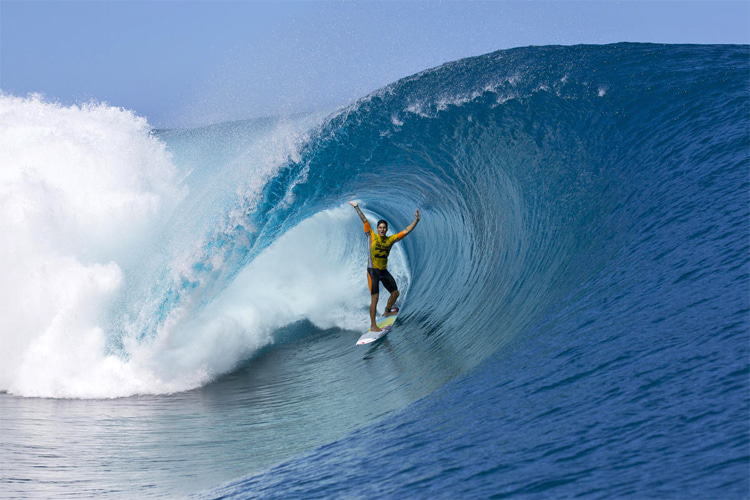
left=1, top=43, right=748, bottom=499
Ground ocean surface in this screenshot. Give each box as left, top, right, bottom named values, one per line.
left=1, top=43, right=748, bottom=499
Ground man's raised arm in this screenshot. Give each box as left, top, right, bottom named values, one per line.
left=401, top=208, right=421, bottom=236
left=348, top=201, right=369, bottom=224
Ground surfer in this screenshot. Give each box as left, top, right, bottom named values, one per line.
left=348, top=201, right=420, bottom=332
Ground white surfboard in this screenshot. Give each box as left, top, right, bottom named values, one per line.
left=356, top=308, right=400, bottom=345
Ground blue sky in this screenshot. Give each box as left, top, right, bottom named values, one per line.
left=1, top=1, right=748, bottom=128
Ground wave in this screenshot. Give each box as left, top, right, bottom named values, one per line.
left=2, top=43, right=748, bottom=498
left=204, top=43, right=749, bottom=498
left=1, top=43, right=747, bottom=406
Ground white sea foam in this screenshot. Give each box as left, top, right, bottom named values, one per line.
left=0, top=93, right=188, bottom=397
left=0, top=94, right=397, bottom=398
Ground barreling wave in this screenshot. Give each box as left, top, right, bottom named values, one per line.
left=204, top=43, right=749, bottom=498
left=2, top=43, right=748, bottom=498
left=2, top=44, right=747, bottom=402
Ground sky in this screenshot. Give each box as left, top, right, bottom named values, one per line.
left=1, top=1, right=748, bottom=128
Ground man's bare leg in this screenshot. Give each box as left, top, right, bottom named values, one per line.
left=384, top=290, right=400, bottom=316
left=370, top=293, right=382, bottom=331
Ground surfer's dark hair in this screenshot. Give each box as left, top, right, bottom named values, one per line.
left=376, top=219, right=388, bottom=229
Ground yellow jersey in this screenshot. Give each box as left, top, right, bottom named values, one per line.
left=363, top=221, right=405, bottom=270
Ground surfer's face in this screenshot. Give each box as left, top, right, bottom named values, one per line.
left=377, top=222, right=388, bottom=236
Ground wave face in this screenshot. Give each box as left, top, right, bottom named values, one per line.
left=1, top=44, right=748, bottom=498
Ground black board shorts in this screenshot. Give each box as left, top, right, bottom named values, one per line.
left=367, top=268, right=398, bottom=295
